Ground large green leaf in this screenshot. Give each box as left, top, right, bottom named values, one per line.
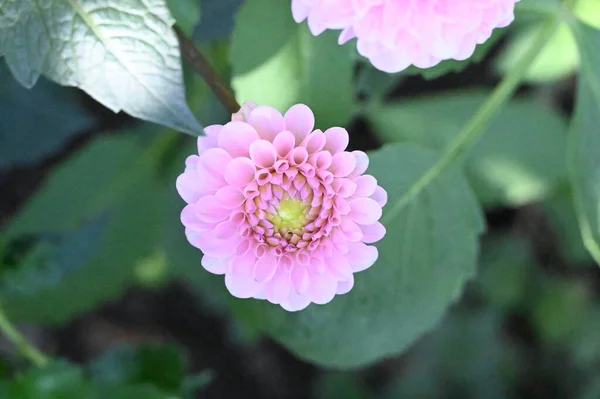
left=166, top=0, right=201, bottom=36
left=368, top=91, right=568, bottom=207
left=193, top=0, right=244, bottom=41
left=0, top=134, right=165, bottom=322
left=229, top=144, right=484, bottom=368
left=0, top=361, right=95, bottom=399
left=0, top=0, right=201, bottom=134
left=567, top=20, right=600, bottom=263
left=0, top=360, right=180, bottom=398
left=230, top=0, right=354, bottom=128
left=497, top=0, right=600, bottom=83
left=90, top=343, right=186, bottom=395
left=0, top=64, right=96, bottom=169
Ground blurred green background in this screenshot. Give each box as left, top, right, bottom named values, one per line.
left=1, top=0, right=600, bottom=398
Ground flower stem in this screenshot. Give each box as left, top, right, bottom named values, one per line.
left=0, top=306, right=48, bottom=367
left=383, top=17, right=558, bottom=223
left=174, top=26, right=241, bottom=114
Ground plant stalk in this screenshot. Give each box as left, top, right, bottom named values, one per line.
left=382, top=17, right=559, bottom=224
left=175, top=26, right=241, bottom=115
left=0, top=306, right=48, bottom=367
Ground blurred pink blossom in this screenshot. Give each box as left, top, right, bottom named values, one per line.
left=292, top=0, right=519, bottom=72
left=176, top=102, right=387, bottom=311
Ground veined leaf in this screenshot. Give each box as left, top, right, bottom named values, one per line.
left=0, top=0, right=201, bottom=134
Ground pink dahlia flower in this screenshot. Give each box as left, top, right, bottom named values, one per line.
left=176, top=102, right=387, bottom=311
left=292, top=0, right=520, bottom=73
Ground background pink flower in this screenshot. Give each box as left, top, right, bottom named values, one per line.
left=292, top=0, right=520, bottom=73
left=176, top=102, right=387, bottom=311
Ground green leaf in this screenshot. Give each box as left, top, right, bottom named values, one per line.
left=543, top=185, right=593, bottom=265
left=476, top=235, right=532, bottom=309
left=0, top=361, right=94, bottom=399
left=90, top=343, right=186, bottom=395
left=497, top=0, right=600, bottom=83
left=567, top=20, right=600, bottom=263
left=193, top=0, right=244, bottom=41
left=0, top=360, right=177, bottom=399
left=1, top=134, right=165, bottom=323
left=230, top=144, right=484, bottom=368
left=497, top=23, right=579, bottom=83
left=0, top=64, right=96, bottom=169
left=166, top=0, right=201, bottom=36
left=368, top=91, right=568, bottom=207
left=0, top=0, right=201, bottom=134
left=230, top=0, right=354, bottom=128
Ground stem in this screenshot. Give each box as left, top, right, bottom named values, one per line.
left=0, top=307, right=48, bottom=367
left=174, top=26, right=241, bottom=114
left=382, top=17, right=558, bottom=224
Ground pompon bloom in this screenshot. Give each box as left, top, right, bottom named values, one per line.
left=176, top=102, right=387, bottom=311
left=291, top=0, right=520, bottom=73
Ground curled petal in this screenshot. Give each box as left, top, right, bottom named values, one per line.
left=330, top=152, right=357, bottom=177
left=323, top=127, right=349, bottom=154
left=347, top=243, right=378, bottom=272
left=226, top=253, right=262, bottom=298
left=247, top=106, right=285, bottom=141
left=201, top=256, right=229, bottom=275
left=249, top=140, right=277, bottom=168
left=349, top=198, right=382, bottom=225
left=360, top=222, right=386, bottom=244
left=218, top=121, right=260, bottom=157
left=215, top=186, right=245, bottom=209
left=273, top=130, right=296, bottom=158
left=225, top=157, right=256, bottom=187
left=371, top=186, right=388, bottom=207
left=284, top=103, right=315, bottom=143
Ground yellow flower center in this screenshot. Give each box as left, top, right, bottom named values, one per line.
left=268, top=197, right=309, bottom=232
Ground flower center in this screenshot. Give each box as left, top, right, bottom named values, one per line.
left=268, top=197, right=309, bottom=232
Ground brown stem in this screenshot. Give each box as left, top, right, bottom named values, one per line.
left=174, top=25, right=241, bottom=115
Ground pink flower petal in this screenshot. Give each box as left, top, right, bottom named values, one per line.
left=354, top=175, right=377, bottom=197
left=199, top=148, right=232, bottom=180
left=224, top=157, right=256, bottom=187
left=340, top=219, right=363, bottom=242
left=360, top=222, right=386, bottom=244
left=347, top=243, right=378, bottom=272
left=272, top=130, right=296, bottom=158
left=349, top=151, right=369, bottom=177
left=349, top=198, right=382, bottom=224
left=215, top=186, right=245, bottom=209
left=291, top=265, right=310, bottom=294
left=284, top=104, right=315, bottom=144
left=247, top=106, right=285, bottom=141
left=249, top=140, right=277, bottom=168
left=336, top=273, right=354, bottom=295
left=329, top=152, right=357, bottom=177
left=263, top=268, right=292, bottom=304
left=194, top=195, right=231, bottom=224
left=218, top=121, right=260, bottom=157
left=323, top=127, right=349, bottom=154
left=176, top=172, right=205, bottom=203
left=308, top=269, right=337, bottom=305
left=371, top=186, right=388, bottom=207
left=198, top=233, right=242, bottom=258
left=309, top=151, right=332, bottom=170
left=254, top=255, right=278, bottom=283
left=214, top=220, right=238, bottom=238
left=201, top=256, right=229, bottom=275
left=281, top=290, right=311, bottom=312
left=204, top=124, right=222, bottom=137
left=226, top=253, right=262, bottom=298
left=302, top=129, right=326, bottom=154
left=327, top=253, right=353, bottom=280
